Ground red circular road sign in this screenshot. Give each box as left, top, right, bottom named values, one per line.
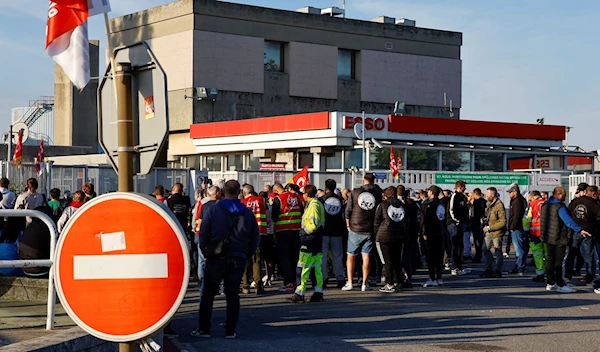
left=54, top=192, right=190, bottom=342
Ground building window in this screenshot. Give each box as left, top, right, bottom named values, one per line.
left=205, top=155, right=222, bottom=171
left=475, top=153, right=503, bottom=172
left=407, top=150, right=438, bottom=170
left=344, top=149, right=363, bottom=171
left=369, top=148, right=404, bottom=170
left=326, top=151, right=343, bottom=170
left=264, top=41, right=284, bottom=72
left=298, top=152, right=314, bottom=169
left=227, top=154, right=244, bottom=171
left=442, top=151, right=471, bottom=171
left=248, top=154, right=261, bottom=170
left=338, top=49, right=355, bottom=79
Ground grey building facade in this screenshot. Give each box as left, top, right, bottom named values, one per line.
left=108, top=0, right=462, bottom=161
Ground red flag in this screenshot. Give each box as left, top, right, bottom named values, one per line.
left=35, top=140, right=45, bottom=175
left=46, top=0, right=90, bottom=89
left=397, top=154, right=403, bottom=171
left=390, top=147, right=398, bottom=178
left=288, top=166, right=310, bottom=188
left=12, top=129, right=23, bottom=168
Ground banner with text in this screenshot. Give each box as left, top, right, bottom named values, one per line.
left=435, top=173, right=530, bottom=207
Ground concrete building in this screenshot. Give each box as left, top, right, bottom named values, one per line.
left=108, top=0, right=463, bottom=166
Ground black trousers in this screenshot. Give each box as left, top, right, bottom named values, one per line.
left=449, top=224, right=464, bottom=270
left=275, top=230, right=301, bottom=285
left=377, top=242, right=411, bottom=285
left=472, top=226, right=484, bottom=261
left=545, top=243, right=566, bottom=286
left=426, top=236, right=445, bottom=281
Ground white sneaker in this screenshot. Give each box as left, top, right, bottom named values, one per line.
left=423, top=279, right=438, bottom=287
left=250, top=281, right=256, bottom=288
left=594, top=288, right=600, bottom=295
left=341, top=283, right=353, bottom=291
left=444, top=264, right=451, bottom=271
left=361, top=285, right=371, bottom=292
left=557, top=285, right=576, bottom=293
left=546, top=284, right=558, bottom=291
left=503, top=253, right=510, bottom=258
left=451, top=269, right=467, bottom=276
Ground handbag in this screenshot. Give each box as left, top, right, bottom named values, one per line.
left=203, top=205, right=240, bottom=259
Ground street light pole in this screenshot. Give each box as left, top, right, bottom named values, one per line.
left=361, top=111, right=366, bottom=178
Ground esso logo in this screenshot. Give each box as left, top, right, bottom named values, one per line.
left=344, top=116, right=386, bottom=131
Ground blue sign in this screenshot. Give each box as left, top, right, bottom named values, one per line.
left=374, top=173, right=388, bottom=180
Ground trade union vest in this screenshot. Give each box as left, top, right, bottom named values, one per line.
left=275, top=192, right=303, bottom=232
left=241, top=195, right=268, bottom=235
left=529, top=198, right=545, bottom=237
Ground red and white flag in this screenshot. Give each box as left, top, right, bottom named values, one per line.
left=12, top=129, right=24, bottom=168
left=35, top=140, right=45, bottom=176
left=397, top=153, right=403, bottom=171
left=390, top=147, right=398, bottom=178
left=45, top=0, right=111, bottom=90
left=288, top=166, right=310, bottom=188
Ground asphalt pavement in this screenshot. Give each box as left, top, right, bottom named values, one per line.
left=170, top=257, right=600, bottom=352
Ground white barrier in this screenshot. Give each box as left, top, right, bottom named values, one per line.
left=0, top=210, right=58, bottom=330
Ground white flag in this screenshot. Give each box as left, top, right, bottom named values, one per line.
left=88, top=0, right=111, bottom=17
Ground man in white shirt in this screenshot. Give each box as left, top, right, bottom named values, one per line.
left=0, top=178, right=15, bottom=210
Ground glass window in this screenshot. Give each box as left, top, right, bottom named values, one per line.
left=442, top=151, right=471, bottom=171
left=475, top=153, right=504, bottom=172
left=205, top=155, right=222, bottom=171
left=407, top=150, right=439, bottom=170
left=344, top=149, right=363, bottom=170
left=227, top=154, right=244, bottom=171
left=338, top=50, right=355, bottom=79
left=369, top=148, right=404, bottom=170
left=264, top=41, right=284, bottom=72
left=326, top=151, right=342, bottom=170
left=248, top=154, right=260, bottom=170
left=298, top=152, right=314, bottom=169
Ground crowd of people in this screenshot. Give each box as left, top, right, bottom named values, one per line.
left=2, top=174, right=600, bottom=340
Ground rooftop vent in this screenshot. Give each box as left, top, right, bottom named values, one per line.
left=372, top=16, right=396, bottom=24
left=396, top=18, right=416, bottom=27
left=296, top=6, right=322, bottom=15
left=321, top=6, right=345, bottom=17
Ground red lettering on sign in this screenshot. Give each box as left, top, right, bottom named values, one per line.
left=343, top=116, right=386, bottom=131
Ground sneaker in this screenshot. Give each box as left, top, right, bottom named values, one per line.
left=309, top=292, right=324, bottom=303
left=444, top=263, right=451, bottom=271
left=250, top=281, right=256, bottom=288
left=436, top=279, right=444, bottom=286
left=341, top=283, right=353, bottom=291
left=379, top=284, right=395, bottom=293
left=557, top=285, right=576, bottom=293
left=532, top=275, right=546, bottom=283
left=225, top=333, right=237, bottom=339
left=368, top=278, right=378, bottom=287
left=423, top=279, right=438, bottom=287
left=503, top=253, right=510, bottom=258
left=546, top=284, right=558, bottom=291
left=190, top=329, right=210, bottom=338
left=286, top=293, right=305, bottom=303
left=565, top=282, right=575, bottom=288
left=264, top=280, right=273, bottom=287
left=594, top=288, right=600, bottom=295
left=451, top=269, right=467, bottom=276
left=278, top=283, right=296, bottom=293
left=361, top=285, right=371, bottom=292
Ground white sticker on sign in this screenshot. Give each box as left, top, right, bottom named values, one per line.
left=74, top=254, right=168, bottom=280
left=101, top=231, right=126, bottom=252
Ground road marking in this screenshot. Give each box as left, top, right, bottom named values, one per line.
left=73, top=254, right=168, bottom=280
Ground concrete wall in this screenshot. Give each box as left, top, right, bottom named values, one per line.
left=53, top=41, right=99, bottom=149
left=360, top=50, right=462, bottom=107
left=193, top=31, right=264, bottom=93
left=146, top=31, right=193, bottom=91
left=288, top=42, right=337, bottom=99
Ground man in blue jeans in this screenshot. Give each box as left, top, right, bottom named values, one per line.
left=508, top=184, right=528, bottom=275
left=193, top=180, right=259, bottom=339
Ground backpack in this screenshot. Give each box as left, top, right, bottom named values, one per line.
left=51, top=206, right=64, bottom=224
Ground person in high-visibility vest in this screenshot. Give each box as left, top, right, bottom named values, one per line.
left=241, top=184, right=267, bottom=295
left=272, top=183, right=304, bottom=292
left=523, top=190, right=546, bottom=283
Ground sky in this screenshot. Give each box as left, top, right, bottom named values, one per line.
left=0, top=0, right=599, bottom=151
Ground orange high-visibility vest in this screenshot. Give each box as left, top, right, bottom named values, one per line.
left=274, top=192, right=302, bottom=232
left=530, top=198, right=545, bottom=237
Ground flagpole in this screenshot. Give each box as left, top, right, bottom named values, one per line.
left=6, top=124, right=12, bottom=180
left=361, top=111, right=366, bottom=178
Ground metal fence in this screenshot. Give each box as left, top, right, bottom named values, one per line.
left=207, top=171, right=351, bottom=190
left=0, top=162, right=193, bottom=198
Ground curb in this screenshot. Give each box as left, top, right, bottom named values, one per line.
left=163, top=337, right=189, bottom=352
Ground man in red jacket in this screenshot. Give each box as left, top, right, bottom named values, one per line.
left=241, top=184, right=267, bottom=294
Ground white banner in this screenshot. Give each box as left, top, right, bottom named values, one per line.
left=88, top=0, right=111, bottom=17
left=536, top=174, right=561, bottom=186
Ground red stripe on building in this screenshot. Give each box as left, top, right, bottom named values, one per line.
left=190, top=112, right=330, bottom=139
left=568, top=156, right=592, bottom=166
left=388, top=115, right=565, bottom=141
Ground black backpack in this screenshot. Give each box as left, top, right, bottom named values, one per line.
left=51, top=206, right=64, bottom=224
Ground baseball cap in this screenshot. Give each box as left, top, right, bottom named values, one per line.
left=507, top=184, right=520, bottom=193
left=577, top=183, right=589, bottom=192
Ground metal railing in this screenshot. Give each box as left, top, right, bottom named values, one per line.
left=0, top=210, right=58, bottom=330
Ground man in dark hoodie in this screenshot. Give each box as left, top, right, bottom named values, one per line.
left=447, top=181, right=469, bottom=276
left=374, top=186, right=410, bottom=292
left=507, top=183, right=528, bottom=275
left=193, top=180, right=260, bottom=339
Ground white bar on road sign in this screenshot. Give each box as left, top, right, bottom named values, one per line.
left=73, top=254, right=168, bottom=280
left=101, top=231, right=126, bottom=252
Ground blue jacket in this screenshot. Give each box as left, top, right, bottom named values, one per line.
left=199, top=198, right=260, bottom=260
left=548, top=196, right=582, bottom=233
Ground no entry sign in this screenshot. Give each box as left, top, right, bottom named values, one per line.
left=54, top=192, right=190, bottom=342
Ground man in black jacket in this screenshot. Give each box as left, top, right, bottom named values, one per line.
left=421, top=186, right=446, bottom=288
left=319, top=179, right=347, bottom=288
left=471, top=188, right=487, bottom=263
left=448, top=181, right=469, bottom=276
left=508, top=184, right=528, bottom=275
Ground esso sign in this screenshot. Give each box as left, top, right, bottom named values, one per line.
left=343, top=115, right=386, bottom=131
